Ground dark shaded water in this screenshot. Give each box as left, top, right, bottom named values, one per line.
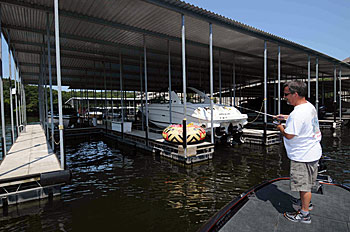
left=0, top=126, right=349, bottom=232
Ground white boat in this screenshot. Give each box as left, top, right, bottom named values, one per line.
left=142, top=87, right=248, bottom=140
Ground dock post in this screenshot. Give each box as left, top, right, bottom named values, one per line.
left=333, top=65, right=336, bottom=127
left=322, top=74, right=325, bottom=105
left=8, top=30, right=15, bottom=143
left=308, top=55, right=311, bottom=100
left=14, top=56, right=19, bottom=136
left=54, top=0, right=65, bottom=169
left=16, top=65, right=22, bottom=133
left=119, top=52, right=124, bottom=139
left=278, top=46, right=281, bottom=115
left=209, top=22, right=214, bottom=145
left=182, top=15, right=187, bottom=155
left=168, top=40, right=172, bottom=124
left=110, top=63, right=113, bottom=121
left=42, top=44, right=49, bottom=139
left=315, top=58, right=319, bottom=115
left=0, top=5, right=7, bottom=157
left=133, top=91, right=136, bottom=122
left=143, top=35, right=149, bottom=146
left=23, top=79, right=27, bottom=128
left=232, top=59, right=236, bottom=107
left=47, top=12, right=55, bottom=150
left=104, top=62, right=108, bottom=131
left=219, top=50, right=222, bottom=104
left=339, top=68, right=342, bottom=121
left=263, top=41, right=268, bottom=145
left=139, top=55, right=144, bottom=131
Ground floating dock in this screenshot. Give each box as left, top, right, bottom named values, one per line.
left=242, top=128, right=281, bottom=145
left=319, top=120, right=342, bottom=129
left=200, top=177, right=350, bottom=232
left=104, top=124, right=215, bottom=164
left=0, top=124, right=70, bottom=208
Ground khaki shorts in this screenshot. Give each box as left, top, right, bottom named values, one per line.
left=290, top=160, right=319, bottom=192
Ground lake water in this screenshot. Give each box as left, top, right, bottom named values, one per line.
left=0, top=125, right=349, bottom=232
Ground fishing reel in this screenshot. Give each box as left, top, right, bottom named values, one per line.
left=273, top=119, right=281, bottom=125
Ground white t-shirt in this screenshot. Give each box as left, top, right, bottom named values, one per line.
left=283, top=101, right=322, bottom=162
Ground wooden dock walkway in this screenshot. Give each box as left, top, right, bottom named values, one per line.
left=0, top=124, right=61, bottom=180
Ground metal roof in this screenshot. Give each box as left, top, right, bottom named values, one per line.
left=1, top=0, right=349, bottom=93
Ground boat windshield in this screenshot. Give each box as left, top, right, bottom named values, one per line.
left=187, top=92, right=206, bottom=104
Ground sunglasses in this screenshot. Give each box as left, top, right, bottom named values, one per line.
left=283, top=92, right=292, bottom=97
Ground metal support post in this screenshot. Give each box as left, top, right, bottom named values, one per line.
left=139, top=56, right=144, bottom=130
left=42, top=47, right=49, bottom=139
left=263, top=41, right=268, bottom=145
left=168, top=40, right=172, bottom=124
left=14, top=59, right=19, bottom=136
left=54, top=0, right=65, bottom=169
left=16, top=66, right=22, bottom=132
left=0, top=5, right=7, bottom=157
left=333, top=65, right=336, bottom=124
left=119, top=52, right=124, bottom=138
left=315, top=58, right=319, bottom=113
left=278, top=46, right=281, bottom=115
left=219, top=50, right=222, bottom=104
left=209, top=23, right=214, bottom=144
left=181, top=15, right=187, bottom=154
left=8, top=31, right=15, bottom=143
left=47, top=12, right=54, bottom=149
left=308, top=55, right=311, bottom=99
left=143, top=35, right=149, bottom=145
left=233, top=59, right=236, bottom=107
left=339, top=68, right=342, bottom=121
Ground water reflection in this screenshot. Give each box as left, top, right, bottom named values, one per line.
left=0, top=127, right=349, bottom=231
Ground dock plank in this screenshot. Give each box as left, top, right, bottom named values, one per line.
left=0, top=124, right=61, bottom=180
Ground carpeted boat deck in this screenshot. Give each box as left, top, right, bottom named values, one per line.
left=220, top=180, right=350, bottom=232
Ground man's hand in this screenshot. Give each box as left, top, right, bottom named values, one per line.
left=274, top=114, right=288, bottom=121
left=276, top=124, right=295, bottom=140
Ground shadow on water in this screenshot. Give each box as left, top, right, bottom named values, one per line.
left=0, top=126, right=349, bottom=231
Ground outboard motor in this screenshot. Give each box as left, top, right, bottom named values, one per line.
left=318, top=106, right=327, bottom=119
left=228, top=124, right=244, bottom=145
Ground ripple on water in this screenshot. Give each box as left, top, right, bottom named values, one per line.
left=1, top=128, right=350, bottom=232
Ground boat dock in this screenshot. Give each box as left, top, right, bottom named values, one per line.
left=0, top=124, right=70, bottom=208
left=242, top=128, right=281, bottom=145
left=103, top=123, right=215, bottom=164
left=200, top=177, right=350, bottom=232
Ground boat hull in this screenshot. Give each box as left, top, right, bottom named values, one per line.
left=143, top=103, right=248, bottom=134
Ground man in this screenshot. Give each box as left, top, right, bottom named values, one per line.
left=275, top=80, right=322, bottom=224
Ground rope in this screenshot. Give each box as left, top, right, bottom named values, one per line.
left=50, top=134, right=60, bottom=145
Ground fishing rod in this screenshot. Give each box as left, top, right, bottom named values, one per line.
left=236, top=105, right=284, bottom=125
left=236, top=105, right=276, bottom=118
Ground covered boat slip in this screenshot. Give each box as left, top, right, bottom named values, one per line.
left=200, top=178, right=350, bottom=232
left=0, top=124, right=70, bottom=207
left=2, top=0, right=350, bottom=150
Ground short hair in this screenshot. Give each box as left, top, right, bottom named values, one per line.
left=283, top=80, right=307, bottom=97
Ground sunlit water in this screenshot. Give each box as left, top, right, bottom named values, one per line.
left=0, top=125, right=349, bottom=232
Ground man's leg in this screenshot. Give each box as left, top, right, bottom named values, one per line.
left=300, top=191, right=312, bottom=213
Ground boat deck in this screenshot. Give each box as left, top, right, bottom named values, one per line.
left=201, top=179, right=350, bottom=232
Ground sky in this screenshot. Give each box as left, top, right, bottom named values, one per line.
left=188, top=0, right=350, bottom=61
left=1, top=0, right=349, bottom=85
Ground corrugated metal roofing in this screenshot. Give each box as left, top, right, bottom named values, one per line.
left=1, top=0, right=349, bottom=94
